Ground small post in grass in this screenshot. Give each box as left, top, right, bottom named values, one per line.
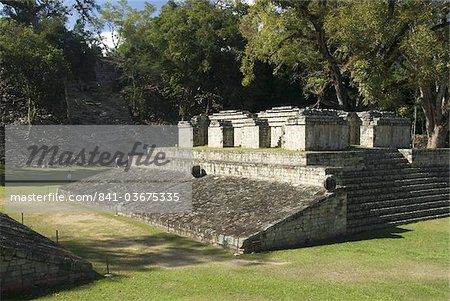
left=56, top=230, right=59, bottom=244
left=21, top=212, right=23, bottom=225
left=106, top=256, right=110, bottom=275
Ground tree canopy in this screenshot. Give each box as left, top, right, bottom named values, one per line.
left=0, top=0, right=448, bottom=147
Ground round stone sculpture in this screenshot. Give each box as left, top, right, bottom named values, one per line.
left=323, top=174, right=337, bottom=191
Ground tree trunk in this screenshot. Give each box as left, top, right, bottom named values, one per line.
left=302, top=8, right=349, bottom=110
left=427, top=124, right=447, bottom=148
left=419, top=83, right=449, bottom=149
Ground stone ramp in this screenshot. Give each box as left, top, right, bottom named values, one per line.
left=0, top=213, right=97, bottom=295
left=59, top=170, right=346, bottom=253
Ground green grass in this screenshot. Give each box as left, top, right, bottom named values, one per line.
left=2, top=191, right=449, bottom=301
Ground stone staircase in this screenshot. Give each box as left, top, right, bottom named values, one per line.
left=339, top=149, right=449, bottom=233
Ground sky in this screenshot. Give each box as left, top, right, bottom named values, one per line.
left=67, top=0, right=169, bottom=28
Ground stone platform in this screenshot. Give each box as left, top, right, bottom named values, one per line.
left=59, top=148, right=449, bottom=253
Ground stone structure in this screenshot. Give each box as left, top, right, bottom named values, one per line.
left=209, top=110, right=254, bottom=147
left=257, top=106, right=301, bottom=147
left=358, top=111, right=411, bottom=148
left=208, top=120, right=234, bottom=148
left=340, top=112, right=362, bottom=145
left=61, top=171, right=346, bottom=253
left=0, top=213, right=96, bottom=295
left=178, top=115, right=210, bottom=148
left=178, top=121, right=193, bottom=148
left=240, top=119, right=271, bottom=149
left=190, top=108, right=412, bottom=150
left=67, top=147, right=450, bottom=253
left=283, top=109, right=349, bottom=151
left=191, top=114, right=210, bottom=146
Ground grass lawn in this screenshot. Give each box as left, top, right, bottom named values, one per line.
left=1, top=185, right=449, bottom=301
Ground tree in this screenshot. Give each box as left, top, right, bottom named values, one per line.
left=0, top=18, right=68, bottom=124
left=0, top=0, right=101, bottom=124
left=240, top=0, right=352, bottom=109
left=327, top=0, right=449, bottom=148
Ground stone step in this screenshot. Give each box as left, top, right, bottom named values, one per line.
left=347, top=182, right=449, bottom=197
left=344, top=177, right=449, bottom=189
left=347, top=194, right=449, bottom=211
left=340, top=166, right=449, bottom=178
left=347, top=213, right=450, bottom=233
left=347, top=206, right=450, bottom=228
left=341, top=171, right=449, bottom=185
left=370, top=200, right=449, bottom=215
left=347, top=187, right=449, bottom=203
left=348, top=200, right=449, bottom=218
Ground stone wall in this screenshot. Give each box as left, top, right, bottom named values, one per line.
left=197, top=160, right=329, bottom=186
left=399, top=148, right=450, bottom=166
left=243, top=191, right=347, bottom=252
left=0, top=213, right=96, bottom=295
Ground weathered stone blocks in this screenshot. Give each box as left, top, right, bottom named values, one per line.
left=208, top=120, right=234, bottom=148
left=209, top=110, right=254, bottom=147
left=240, top=119, right=271, bottom=149
left=178, top=121, right=193, bottom=148
left=283, top=109, right=349, bottom=151
left=0, top=213, right=96, bottom=295
left=358, top=111, right=411, bottom=148
left=257, top=106, right=301, bottom=147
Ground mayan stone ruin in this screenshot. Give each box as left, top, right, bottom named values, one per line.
left=59, top=107, right=450, bottom=253
left=0, top=213, right=97, bottom=296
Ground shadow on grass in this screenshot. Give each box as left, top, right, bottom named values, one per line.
left=3, top=232, right=231, bottom=300
left=312, top=226, right=412, bottom=246
left=3, top=273, right=127, bottom=301
left=62, top=232, right=231, bottom=272
left=247, top=225, right=412, bottom=255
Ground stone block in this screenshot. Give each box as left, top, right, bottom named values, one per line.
left=190, top=115, right=210, bottom=146
left=358, top=111, right=411, bottom=148
left=208, top=121, right=234, bottom=147
left=241, top=119, right=271, bottom=149
left=282, top=109, right=349, bottom=151
left=178, top=121, right=193, bottom=148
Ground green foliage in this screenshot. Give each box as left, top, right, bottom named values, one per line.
left=107, top=0, right=303, bottom=122
left=325, top=0, right=449, bottom=107
left=0, top=18, right=68, bottom=122
left=240, top=0, right=350, bottom=108
left=0, top=0, right=102, bottom=124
